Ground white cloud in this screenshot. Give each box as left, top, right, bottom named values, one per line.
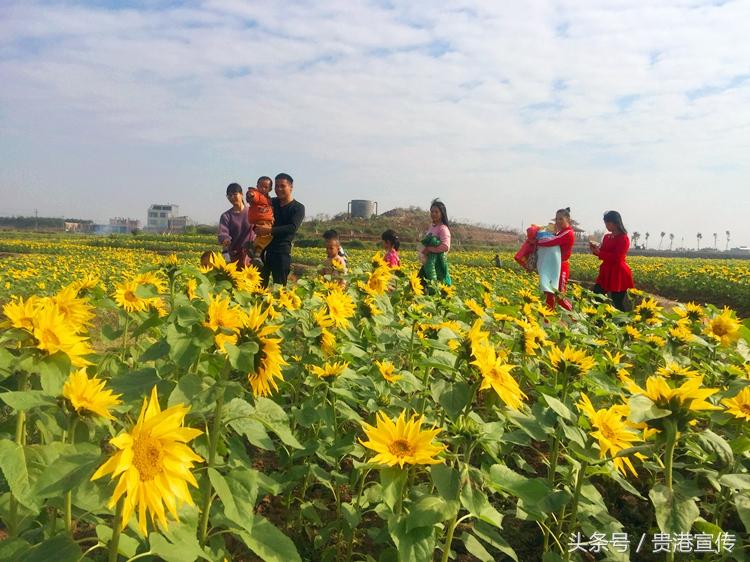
left=0, top=0, right=748, bottom=246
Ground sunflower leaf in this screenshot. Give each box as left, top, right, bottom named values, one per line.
left=0, top=391, right=56, bottom=411
left=649, top=483, right=699, bottom=534
left=0, top=438, right=38, bottom=511
left=237, top=515, right=302, bottom=562
left=208, top=467, right=258, bottom=534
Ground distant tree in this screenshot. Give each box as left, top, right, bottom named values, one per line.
left=644, top=232, right=650, bottom=249
left=659, top=231, right=666, bottom=250
left=726, top=230, right=730, bottom=251
left=696, top=232, right=702, bottom=250
left=669, top=233, right=674, bottom=250
left=713, top=232, right=718, bottom=249
left=632, top=231, right=641, bottom=248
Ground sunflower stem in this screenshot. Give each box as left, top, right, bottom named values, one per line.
left=64, top=416, right=79, bottom=533
left=108, top=498, right=125, bottom=562
left=9, top=371, right=29, bottom=537
left=563, top=461, right=588, bottom=560
left=199, top=382, right=226, bottom=546
left=663, top=420, right=678, bottom=562
left=440, top=464, right=469, bottom=562
left=120, top=316, right=131, bottom=362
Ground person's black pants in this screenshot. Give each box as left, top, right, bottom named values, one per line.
left=261, top=252, right=291, bottom=286
left=593, top=283, right=628, bottom=311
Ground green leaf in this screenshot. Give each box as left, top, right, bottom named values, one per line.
left=0, top=391, right=56, bottom=411
left=225, top=341, right=260, bottom=373
left=388, top=515, right=436, bottom=562
left=341, top=502, right=361, bottom=530
left=0, top=438, right=37, bottom=511
left=223, top=398, right=274, bottom=450
left=422, top=350, right=456, bottom=371
left=431, top=379, right=470, bottom=419
left=237, top=515, right=302, bottom=562
left=0, top=538, right=30, bottom=562
left=460, top=483, right=503, bottom=528
left=649, top=483, right=699, bottom=534
left=473, top=521, right=518, bottom=562
left=32, top=443, right=100, bottom=499
left=38, top=353, right=71, bottom=395
left=695, top=430, right=734, bottom=467
left=430, top=464, right=460, bottom=502
left=541, top=394, right=575, bottom=423
left=18, top=534, right=80, bottom=562
left=719, top=473, right=750, bottom=490
left=734, top=492, right=750, bottom=533
left=405, top=496, right=454, bottom=533
left=505, top=410, right=550, bottom=441
left=628, top=395, right=671, bottom=424
left=252, top=397, right=303, bottom=449
left=175, top=304, right=203, bottom=327
left=208, top=467, right=258, bottom=533
left=95, top=526, right=139, bottom=559
left=165, top=324, right=201, bottom=369
left=109, top=368, right=163, bottom=403
left=149, top=504, right=210, bottom=562
left=488, top=464, right=569, bottom=521
left=461, top=533, right=493, bottom=562
left=381, top=467, right=408, bottom=512
left=140, top=339, right=170, bottom=362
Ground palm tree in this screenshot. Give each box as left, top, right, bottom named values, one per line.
left=726, top=230, right=731, bottom=251
left=632, top=231, right=641, bottom=248
left=659, top=231, right=666, bottom=250
left=644, top=232, right=650, bottom=249
left=713, top=232, right=718, bottom=249
left=696, top=232, right=702, bottom=250
left=669, top=233, right=674, bottom=250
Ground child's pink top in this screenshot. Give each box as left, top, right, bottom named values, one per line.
left=384, top=249, right=400, bottom=267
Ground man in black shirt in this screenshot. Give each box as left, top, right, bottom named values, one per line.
left=254, top=172, right=305, bottom=286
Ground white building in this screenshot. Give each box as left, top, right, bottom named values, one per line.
left=146, top=204, right=191, bottom=233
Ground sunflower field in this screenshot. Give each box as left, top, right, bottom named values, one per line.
left=1, top=236, right=750, bottom=562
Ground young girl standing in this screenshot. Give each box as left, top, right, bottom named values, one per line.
left=589, top=210, right=634, bottom=311
left=381, top=229, right=401, bottom=267
left=535, top=207, right=575, bottom=310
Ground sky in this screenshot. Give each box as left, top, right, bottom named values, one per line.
left=1, top=0, right=749, bottom=248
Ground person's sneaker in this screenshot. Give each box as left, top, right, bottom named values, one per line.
left=251, top=257, right=264, bottom=268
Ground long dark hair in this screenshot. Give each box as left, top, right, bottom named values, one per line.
left=556, top=207, right=571, bottom=220
left=430, top=199, right=449, bottom=226
left=603, top=210, right=627, bottom=234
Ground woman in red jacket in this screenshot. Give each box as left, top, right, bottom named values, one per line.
left=589, top=210, right=634, bottom=311
left=536, top=207, right=575, bottom=311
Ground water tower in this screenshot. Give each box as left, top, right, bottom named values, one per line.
left=348, top=200, right=378, bottom=219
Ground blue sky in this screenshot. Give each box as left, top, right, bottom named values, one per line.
left=1, top=0, right=749, bottom=247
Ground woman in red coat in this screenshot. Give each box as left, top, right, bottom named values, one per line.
left=589, top=210, right=634, bottom=311
left=536, top=207, right=575, bottom=311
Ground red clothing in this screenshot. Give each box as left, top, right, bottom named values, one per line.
left=536, top=226, right=575, bottom=261
left=247, top=189, right=274, bottom=224
left=595, top=233, right=634, bottom=292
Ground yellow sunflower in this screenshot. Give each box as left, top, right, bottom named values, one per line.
left=63, top=369, right=122, bottom=420
left=113, top=279, right=149, bottom=313
left=722, top=387, right=750, bottom=421
left=32, top=304, right=93, bottom=366
left=310, top=361, right=349, bottom=378
left=49, top=285, right=95, bottom=329
left=547, top=344, right=595, bottom=376
left=656, top=362, right=700, bottom=379
left=464, top=298, right=485, bottom=317
left=242, top=305, right=288, bottom=397
left=675, top=302, right=705, bottom=322
left=91, top=387, right=203, bottom=535
left=408, top=270, right=424, bottom=297
left=2, top=295, right=40, bottom=331
left=578, top=394, right=642, bottom=477
left=375, top=360, right=401, bottom=383
left=705, top=307, right=741, bottom=346
left=471, top=342, right=526, bottom=410
left=204, top=294, right=244, bottom=352
left=359, top=411, right=444, bottom=468
left=325, top=287, right=356, bottom=329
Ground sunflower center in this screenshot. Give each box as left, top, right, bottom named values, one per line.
left=739, top=404, right=750, bottom=416
left=600, top=424, right=617, bottom=440
left=132, top=435, right=164, bottom=481
left=124, top=290, right=138, bottom=303
left=388, top=439, right=414, bottom=457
